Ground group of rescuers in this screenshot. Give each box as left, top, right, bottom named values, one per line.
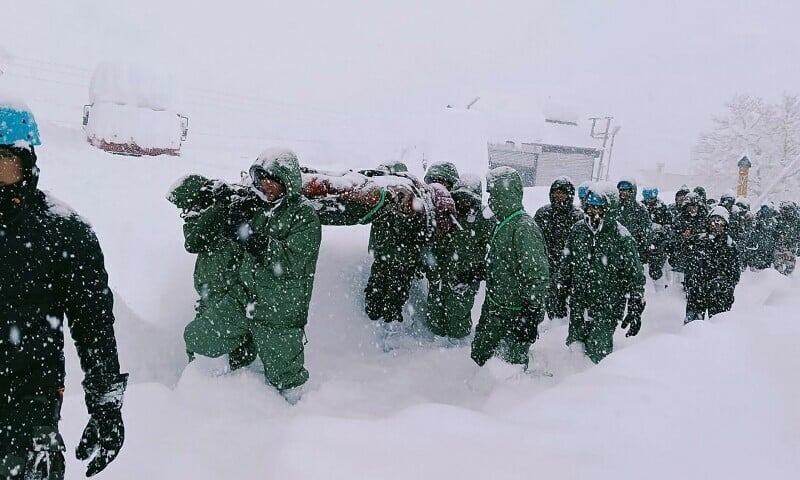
left=6, top=100, right=797, bottom=479
left=168, top=147, right=767, bottom=404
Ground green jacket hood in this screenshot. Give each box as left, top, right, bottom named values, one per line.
left=693, top=186, right=708, bottom=202
left=550, top=176, right=576, bottom=196
left=487, top=166, right=524, bottom=219
left=451, top=173, right=483, bottom=207
left=424, top=162, right=460, bottom=189
left=378, top=161, right=408, bottom=175
left=168, top=174, right=212, bottom=209
left=252, top=149, right=302, bottom=202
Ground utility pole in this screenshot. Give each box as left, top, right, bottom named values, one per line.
left=603, top=125, right=622, bottom=180
left=590, top=116, right=613, bottom=181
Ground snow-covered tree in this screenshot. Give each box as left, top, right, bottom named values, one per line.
left=692, top=93, right=800, bottom=202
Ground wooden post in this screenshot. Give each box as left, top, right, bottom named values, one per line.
left=737, top=155, right=751, bottom=197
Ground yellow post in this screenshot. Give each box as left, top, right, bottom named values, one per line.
left=737, top=156, right=751, bottom=197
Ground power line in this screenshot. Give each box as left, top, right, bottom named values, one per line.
left=4, top=54, right=410, bottom=149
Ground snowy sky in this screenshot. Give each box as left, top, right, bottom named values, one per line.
left=9, top=0, right=800, bottom=174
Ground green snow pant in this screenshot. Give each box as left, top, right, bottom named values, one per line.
left=470, top=303, right=530, bottom=367
left=364, top=258, right=417, bottom=323
left=426, top=278, right=478, bottom=339
left=567, top=308, right=618, bottom=364
left=0, top=387, right=65, bottom=479
left=184, top=295, right=308, bottom=391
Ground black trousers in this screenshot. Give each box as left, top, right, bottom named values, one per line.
left=364, top=259, right=417, bottom=323
left=0, top=387, right=65, bottom=479
left=685, top=286, right=734, bottom=322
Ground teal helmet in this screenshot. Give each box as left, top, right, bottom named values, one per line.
left=642, top=187, right=659, bottom=200
left=0, top=101, right=41, bottom=147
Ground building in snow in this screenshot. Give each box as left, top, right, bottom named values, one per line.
left=417, top=97, right=605, bottom=187
left=488, top=139, right=601, bottom=187
left=487, top=116, right=603, bottom=187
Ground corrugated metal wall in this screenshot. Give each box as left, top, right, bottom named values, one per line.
left=488, top=143, right=599, bottom=187
left=535, top=152, right=595, bottom=187
left=488, top=148, right=537, bottom=186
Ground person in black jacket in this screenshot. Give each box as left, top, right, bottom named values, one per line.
left=684, top=206, right=741, bottom=323
left=641, top=187, right=673, bottom=281
left=534, top=177, right=582, bottom=319
left=0, top=102, right=127, bottom=479
left=670, top=192, right=708, bottom=277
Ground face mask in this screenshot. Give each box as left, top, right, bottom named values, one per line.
left=584, top=208, right=605, bottom=233
left=0, top=181, right=27, bottom=223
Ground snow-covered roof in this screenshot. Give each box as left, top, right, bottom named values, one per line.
left=482, top=110, right=602, bottom=150
left=461, top=93, right=601, bottom=150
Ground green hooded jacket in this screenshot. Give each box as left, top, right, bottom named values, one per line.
left=484, top=167, right=549, bottom=310
left=239, top=150, right=322, bottom=327
left=424, top=162, right=460, bottom=190
left=168, top=175, right=248, bottom=303
left=367, top=164, right=428, bottom=265
left=558, top=187, right=645, bottom=322
left=616, top=178, right=651, bottom=262
left=434, top=175, right=493, bottom=285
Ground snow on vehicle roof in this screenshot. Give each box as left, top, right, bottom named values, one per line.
left=90, top=61, right=178, bottom=111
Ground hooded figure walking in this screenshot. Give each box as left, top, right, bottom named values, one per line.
left=181, top=149, right=321, bottom=404
left=684, top=206, right=740, bottom=323
left=471, top=167, right=549, bottom=369
left=555, top=184, right=646, bottom=363
left=534, top=177, right=583, bottom=319
left=426, top=174, right=492, bottom=341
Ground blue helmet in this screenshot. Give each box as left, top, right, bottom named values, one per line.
left=0, top=102, right=41, bottom=147
left=577, top=184, right=588, bottom=200
left=617, top=180, right=634, bottom=191
left=642, top=187, right=659, bottom=200
left=585, top=191, right=605, bottom=207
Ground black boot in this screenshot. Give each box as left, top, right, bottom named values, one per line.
left=228, top=334, right=257, bottom=371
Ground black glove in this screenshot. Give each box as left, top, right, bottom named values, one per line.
left=226, top=197, right=260, bottom=243
left=209, top=181, right=235, bottom=203
left=620, top=293, right=645, bottom=337
left=514, top=301, right=544, bottom=344
left=77, top=374, right=128, bottom=477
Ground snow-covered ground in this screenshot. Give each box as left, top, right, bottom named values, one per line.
left=25, top=120, right=800, bottom=479
left=3, top=2, right=800, bottom=479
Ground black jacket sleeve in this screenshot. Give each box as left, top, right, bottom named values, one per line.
left=62, top=217, right=122, bottom=382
